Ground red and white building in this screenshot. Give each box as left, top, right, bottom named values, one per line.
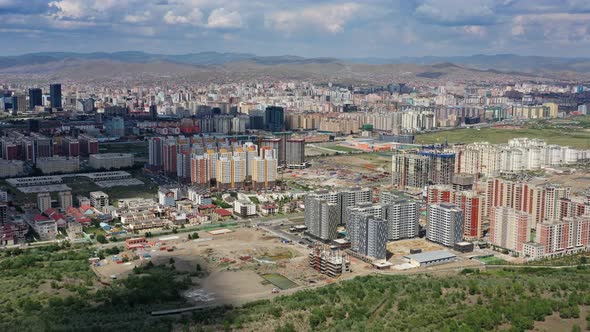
left=536, top=216, right=590, bottom=257
left=489, top=207, right=530, bottom=253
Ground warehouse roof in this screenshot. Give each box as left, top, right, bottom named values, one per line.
left=403, top=250, right=457, bottom=263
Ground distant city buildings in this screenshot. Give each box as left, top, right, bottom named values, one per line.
left=49, top=84, right=62, bottom=109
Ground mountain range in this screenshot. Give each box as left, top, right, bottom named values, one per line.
left=0, top=51, right=587, bottom=83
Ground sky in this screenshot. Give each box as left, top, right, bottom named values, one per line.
left=0, top=0, right=589, bottom=58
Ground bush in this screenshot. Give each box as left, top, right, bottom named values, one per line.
left=96, top=234, right=108, bottom=244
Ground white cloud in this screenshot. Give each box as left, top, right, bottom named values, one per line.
left=414, top=0, right=497, bottom=26
left=511, top=13, right=590, bottom=43
left=163, top=8, right=204, bottom=25
left=265, top=3, right=361, bottom=34
left=124, top=12, right=151, bottom=23
left=49, top=0, right=138, bottom=19
left=459, top=25, right=487, bottom=37
left=49, top=0, right=86, bottom=19
left=47, top=19, right=98, bottom=30
left=207, top=8, right=242, bottom=29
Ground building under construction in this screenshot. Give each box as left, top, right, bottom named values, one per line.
left=309, top=246, right=351, bottom=278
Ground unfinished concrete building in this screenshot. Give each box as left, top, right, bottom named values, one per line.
left=309, top=246, right=351, bottom=278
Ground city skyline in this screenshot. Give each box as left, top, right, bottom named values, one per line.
left=0, top=0, right=589, bottom=57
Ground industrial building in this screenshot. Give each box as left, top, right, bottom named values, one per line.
left=0, top=160, right=24, bottom=178
left=403, top=250, right=457, bottom=267
left=36, top=156, right=80, bottom=174
left=89, top=153, right=134, bottom=170
left=309, top=246, right=351, bottom=277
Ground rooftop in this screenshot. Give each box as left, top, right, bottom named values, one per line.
left=403, top=250, right=457, bottom=263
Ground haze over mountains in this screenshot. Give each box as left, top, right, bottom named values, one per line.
left=0, top=51, right=587, bottom=83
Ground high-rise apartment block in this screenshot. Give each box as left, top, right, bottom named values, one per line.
left=304, top=194, right=339, bottom=240
left=58, top=191, right=73, bottom=211
left=536, top=217, right=590, bottom=256
left=489, top=207, right=530, bottom=253
left=381, top=195, right=419, bottom=240
left=265, top=106, right=285, bottom=132
left=28, top=88, right=42, bottom=110
left=427, top=203, right=464, bottom=247
left=49, top=84, right=62, bottom=108
left=37, top=192, right=51, bottom=212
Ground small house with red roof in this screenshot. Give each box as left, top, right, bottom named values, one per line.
left=260, top=204, right=278, bottom=216
left=213, top=208, right=232, bottom=221
left=66, top=207, right=92, bottom=225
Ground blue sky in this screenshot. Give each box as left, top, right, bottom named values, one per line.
left=0, top=0, right=589, bottom=57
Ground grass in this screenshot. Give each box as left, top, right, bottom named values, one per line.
left=99, top=141, right=149, bottom=158
left=260, top=273, right=298, bottom=290
left=194, top=267, right=590, bottom=331
left=416, top=127, right=590, bottom=149
left=83, top=226, right=105, bottom=236
left=476, top=256, right=508, bottom=265
left=324, top=145, right=359, bottom=152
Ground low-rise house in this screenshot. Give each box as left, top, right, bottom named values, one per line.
left=66, top=220, right=84, bottom=240
left=260, top=204, right=278, bottom=216
left=198, top=204, right=216, bottom=214
left=213, top=208, right=232, bottom=221
left=66, top=207, right=92, bottom=225
left=120, top=211, right=167, bottom=231
left=31, top=214, right=58, bottom=240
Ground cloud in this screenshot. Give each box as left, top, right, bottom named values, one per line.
left=2, top=0, right=590, bottom=58
left=163, top=8, right=204, bottom=25
left=414, top=0, right=498, bottom=26
left=511, top=13, right=590, bottom=43
left=49, top=0, right=86, bottom=19
left=265, top=2, right=362, bottom=34
left=124, top=11, right=151, bottom=23
left=207, top=8, right=242, bottom=29
left=458, top=25, right=487, bottom=37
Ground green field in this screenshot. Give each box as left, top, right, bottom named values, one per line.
left=324, top=145, right=359, bottom=152
left=260, top=273, right=298, bottom=289
left=476, top=256, right=508, bottom=265
left=99, top=141, right=149, bottom=158
left=416, top=127, right=590, bottom=149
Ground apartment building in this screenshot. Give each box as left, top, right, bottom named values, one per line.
left=489, top=207, right=530, bottom=253
left=427, top=203, right=464, bottom=247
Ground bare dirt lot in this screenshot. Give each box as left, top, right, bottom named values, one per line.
left=286, top=152, right=393, bottom=189
left=94, top=227, right=336, bottom=306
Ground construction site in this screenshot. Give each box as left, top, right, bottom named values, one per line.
left=92, top=226, right=369, bottom=307
left=308, top=246, right=351, bottom=278
left=285, top=152, right=393, bottom=190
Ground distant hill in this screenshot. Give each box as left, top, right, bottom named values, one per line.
left=0, top=51, right=339, bottom=69
left=346, top=54, right=590, bottom=74
left=0, top=51, right=585, bottom=83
